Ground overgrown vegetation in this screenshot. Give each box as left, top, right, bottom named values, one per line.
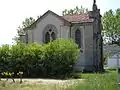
left=0, top=39, right=80, bottom=79
left=67, top=71, right=120, bottom=90
left=0, top=71, right=119, bottom=90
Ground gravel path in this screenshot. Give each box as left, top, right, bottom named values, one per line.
left=1, top=78, right=85, bottom=84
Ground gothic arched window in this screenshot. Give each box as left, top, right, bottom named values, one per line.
left=44, top=24, right=57, bottom=43
left=45, top=32, right=50, bottom=43
left=51, top=32, right=56, bottom=41
left=75, top=29, right=81, bottom=48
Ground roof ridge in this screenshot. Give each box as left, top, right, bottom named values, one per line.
left=62, top=13, right=89, bottom=16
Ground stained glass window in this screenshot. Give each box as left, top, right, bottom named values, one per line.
left=75, top=29, right=81, bottom=48
left=45, top=32, right=50, bottom=43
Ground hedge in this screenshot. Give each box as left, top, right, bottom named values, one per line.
left=0, top=39, right=80, bottom=79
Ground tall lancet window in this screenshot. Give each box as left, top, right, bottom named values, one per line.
left=51, top=32, right=56, bottom=41
left=45, top=32, right=50, bottom=43
left=75, top=29, right=81, bottom=48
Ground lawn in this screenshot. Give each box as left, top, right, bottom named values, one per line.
left=67, top=70, right=120, bottom=90
left=0, top=70, right=120, bottom=90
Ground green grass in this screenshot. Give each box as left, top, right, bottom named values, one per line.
left=0, top=71, right=120, bottom=90
left=67, top=71, right=120, bottom=90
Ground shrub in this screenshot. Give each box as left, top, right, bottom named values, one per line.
left=42, top=39, right=80, bottom=78
left=1, top=72, right=15, bottom=82
left=9, top=43, right=25, bottom=75
left=0, top=39, right=80, bottom=79
left=17, top=71, right=23, bottom=83
left=22, top=43, right=44, bottom=77
left=0, top=45, right=10, bottom=73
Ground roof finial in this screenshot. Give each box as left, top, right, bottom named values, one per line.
left=93, top=0, right=97, bottom=11
left=94, top=0, right=96, bottom=4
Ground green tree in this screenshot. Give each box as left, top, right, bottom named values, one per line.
left=62, top=6, right=88, bottom=16
left=102, top=8, right=120, bottom=45
left=13, top=17, right=36, bottom=42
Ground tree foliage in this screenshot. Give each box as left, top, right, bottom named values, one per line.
left=102, top=8, right=120, bottom=45
left=62, top=6, right=88, bottom=16
left=13, top=17, right=36, bottom=42
left=0, top=39, right=80, bottom=79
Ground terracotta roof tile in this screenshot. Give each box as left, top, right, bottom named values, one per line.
left=62, top=13, right=93, bottom=23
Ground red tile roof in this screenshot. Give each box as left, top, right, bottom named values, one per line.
left=62, top=13, right=93, bottom=23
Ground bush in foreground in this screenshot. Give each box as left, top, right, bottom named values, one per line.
left=42, top=39, right=80, bottom=78
left=0, top=39, right=80, bottom=79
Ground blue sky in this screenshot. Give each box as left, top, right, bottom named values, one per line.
left=104, top=0, right=120, bottom=12
left=0, top=0, right=119, bottom=45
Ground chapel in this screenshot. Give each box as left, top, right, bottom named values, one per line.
left=22, top=0, right=103, bottom=72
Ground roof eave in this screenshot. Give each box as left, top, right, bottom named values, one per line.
left=71, top=21, right=93, bottom=24
left=24, top=10, right=71, bottom=30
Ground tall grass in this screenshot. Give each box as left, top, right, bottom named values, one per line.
left=67, top=71, right=120, bottom=90
left=0, top=71, right=119, bottom=90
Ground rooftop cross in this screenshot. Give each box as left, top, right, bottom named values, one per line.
left=94, top=0, right=96, bottom=4
left=92, top=0, right=97, bottom=11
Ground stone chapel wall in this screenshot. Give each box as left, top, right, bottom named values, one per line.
left=84, top=23, right=94, bottom=70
